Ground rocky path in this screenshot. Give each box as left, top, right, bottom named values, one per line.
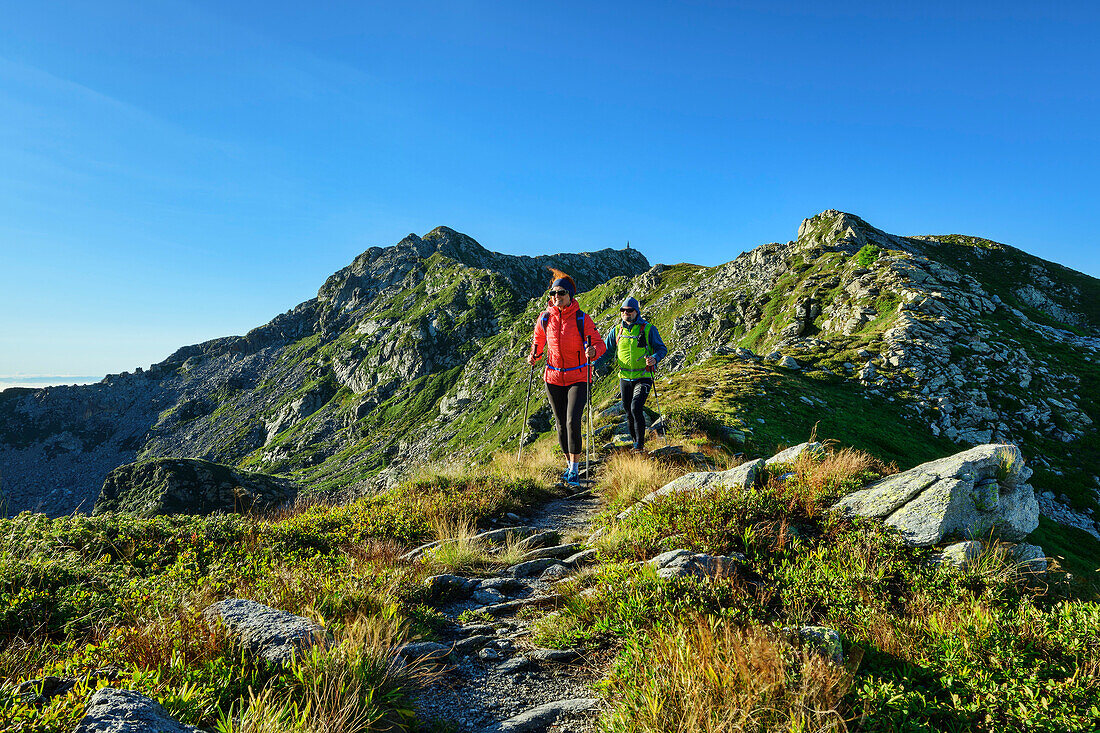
left=408, top=464, right=606, bottom=733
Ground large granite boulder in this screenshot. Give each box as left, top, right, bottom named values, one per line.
left=203, top=598, right=328, bottom=665
left=832, top=444, right=1039, bottom=546
left=94, top=458, right=296, bottom=516
left=617, top=459, right=765, bottom=519
left=74, top=688, right=199, bottom=733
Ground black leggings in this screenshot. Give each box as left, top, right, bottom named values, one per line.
left=545, top=382, right=589, bottom=455
left=620, top=378, right=653, bottom=447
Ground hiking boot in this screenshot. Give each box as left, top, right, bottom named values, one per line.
left=563, top=469, right=582, bottom=488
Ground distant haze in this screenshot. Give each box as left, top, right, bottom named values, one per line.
left=0, top=376, right=101, bottom=391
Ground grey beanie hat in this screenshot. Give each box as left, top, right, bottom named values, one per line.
left=620, top=297, right=641, bottom=313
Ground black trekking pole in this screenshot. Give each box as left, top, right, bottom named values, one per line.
left=517, top=359, right=537, bottom=463
left=585, top=337, right=593, bottom=483
left=646, top=345, right=669, bottom=447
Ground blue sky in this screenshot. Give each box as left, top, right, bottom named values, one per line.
left=2, top=1, right=1098, bottom=380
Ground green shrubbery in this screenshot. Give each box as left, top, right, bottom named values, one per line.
left=541, top=448, right=1100, bottom=732
left=0, top=459, right=557, bottom=733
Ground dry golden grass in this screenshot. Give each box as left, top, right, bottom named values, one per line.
left=490, top=439, right=561, bottom=483
left=227, top=613, right=434, bottom=733
left=770, top=446, right=896, bottom=517
left=602, top=617, right=851, bottom=733
left=422, top=515, right=489, bottom=574
left=597, top=452, right=687, bottom=510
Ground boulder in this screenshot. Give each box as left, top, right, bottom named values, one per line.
left=94, top=458, right=296, bottom=516
left=538, top=563, right=571, bottom=581
left=424, top=574, right=480, bottom=601
left=937, top=541, right=984, bottom=570
left=74, top=688, right=200, bottom=733
left=618, top=459, right=765, bottom=519
left=1011, top=542, right=1047, bottom=573
left=765, top=442, right=824, bottom=467
left=397, top=641, right=450, bottom=662
left=648, top=549, right=750, bottom=580
left=782, top=626, right=844, bottom=665
left=832, top=444, right=1039, bottom=546
left=204, top=598, right=327, bottom=665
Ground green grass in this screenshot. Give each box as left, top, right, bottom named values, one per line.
left=0, top=461, right=558, bottom=732
left=536, top=447, right=1100, bottom=732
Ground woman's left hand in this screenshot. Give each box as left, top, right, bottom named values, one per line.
left=585, top=346, right=597, bottom=360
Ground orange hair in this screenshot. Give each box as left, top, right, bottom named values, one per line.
left=546, top=267, right=576, bottom=293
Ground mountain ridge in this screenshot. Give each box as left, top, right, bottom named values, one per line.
left=2, top=211, right=1097, bottom=556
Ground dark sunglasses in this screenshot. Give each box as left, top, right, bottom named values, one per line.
left=550, top=289, right=570, bottom=296
left=620, top=308, right=636, bottom=313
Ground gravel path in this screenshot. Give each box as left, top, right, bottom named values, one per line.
left=411, top=463, right=606, bottom=732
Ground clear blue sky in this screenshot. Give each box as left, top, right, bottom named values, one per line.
left=2, top=1, right=1098, bottom=380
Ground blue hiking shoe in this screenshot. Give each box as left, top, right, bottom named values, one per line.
left=562, top=468, right=582, bottom=488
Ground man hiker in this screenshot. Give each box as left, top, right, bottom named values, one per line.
left=527, top=270, right=606, bottom=486
left=595, top=296, right=667, bottom=453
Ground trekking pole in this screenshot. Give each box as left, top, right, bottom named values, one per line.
left=585, top=337, right=593, bottom=483
left=646, top=345, right=669, bottom=447
left=517, top=360, right=537, bottom=462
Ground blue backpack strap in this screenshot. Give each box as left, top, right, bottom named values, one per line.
left=540, top=311, right=550, bottom=329
left=576, top=310, right=586, bottom=342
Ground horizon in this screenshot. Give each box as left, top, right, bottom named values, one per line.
left=2, top=1, right=1098, bottom=379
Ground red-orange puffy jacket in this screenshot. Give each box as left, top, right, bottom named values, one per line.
left=530, top=298, right=606, bottom=386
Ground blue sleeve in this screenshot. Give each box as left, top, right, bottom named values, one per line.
left=594, top=326, right=616, bottom=370
left=647, top=324, right=668, bottom=364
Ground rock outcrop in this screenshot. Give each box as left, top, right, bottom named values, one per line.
left=94, top=458, right=296, bottom=516
left=203, top=598, right=328, bottom=665
left=832, top=444, right=1039, bottom=546
left=74, top=688, right=199, bottom=733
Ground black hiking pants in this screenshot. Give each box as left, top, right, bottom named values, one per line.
left=546, top=381, right=588, bottom=455
left=620, top=377, right=653, bottom=448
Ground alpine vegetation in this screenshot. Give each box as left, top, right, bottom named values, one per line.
left=2, top=211, right=1099, bottom=732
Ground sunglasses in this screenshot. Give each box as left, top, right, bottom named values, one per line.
left=550, top=289, right=570, bottom=296
left=620, top=308, right=636, bottom=313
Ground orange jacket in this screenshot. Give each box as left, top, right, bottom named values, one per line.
left=531, top=298, right=606, bottom=386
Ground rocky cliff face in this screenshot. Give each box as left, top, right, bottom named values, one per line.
left=2, top=213, right=1097, bottom=543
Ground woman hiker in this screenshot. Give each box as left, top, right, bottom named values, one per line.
left=594, top=297, right=667, bottom=453
left=527, top=269, right=606, bottom=487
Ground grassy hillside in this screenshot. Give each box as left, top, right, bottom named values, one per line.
left=3, top=429, right=1098, bottom=732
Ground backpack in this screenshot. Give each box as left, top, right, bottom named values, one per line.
left=540, top=310, right=588, bottom=343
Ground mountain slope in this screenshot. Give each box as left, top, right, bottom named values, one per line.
left=2, top=212, right=1098, bottom=553
left=0, top=227, right=648, bottom=515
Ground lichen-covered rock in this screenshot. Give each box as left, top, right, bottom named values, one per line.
left=648, top=549, right=750, bottom=580
left=74, top=688, right=200, bottom=733
left=938, top=540, right=984, bottom=569
left=832, top=444, right=1039, bottom=546
left=618, top=459, right=764, bottom=519
left=783, top=626, right=844, bottom=664
left=204, top=598, right=327, bottom=665
left=765, top=442, right=824, bottom=467
left=94, top=458, right=296, bottom=516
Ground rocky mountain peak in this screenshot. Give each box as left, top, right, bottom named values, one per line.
left=796, top=209, right=912, bottom=254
